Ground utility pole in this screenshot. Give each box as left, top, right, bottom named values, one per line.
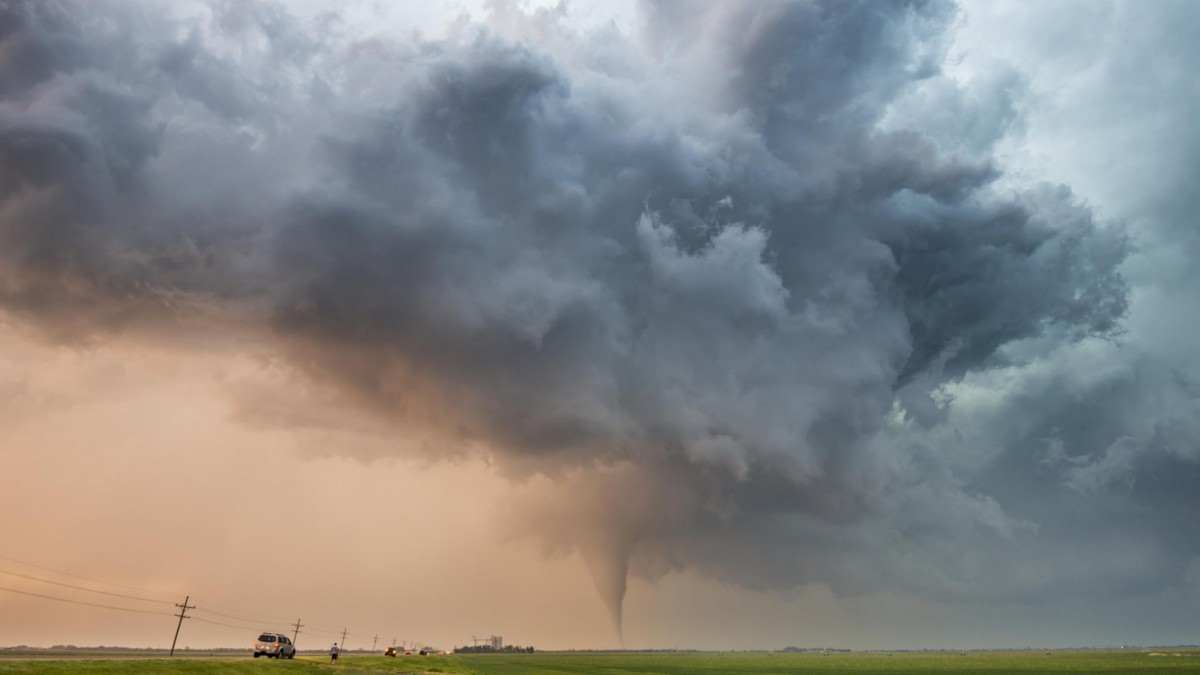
left=291, top=618, right=304, bottom=646
left=371, top=635, right=379, bottom=653
left=340, top=628, right=349, bottom=651
left=169, top=596, right=194, bottom=657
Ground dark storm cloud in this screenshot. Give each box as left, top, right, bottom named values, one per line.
left=4, top=0, right=1194, bottom=638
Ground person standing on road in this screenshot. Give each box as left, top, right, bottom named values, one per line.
left=330, top=642, right=339, bottom=664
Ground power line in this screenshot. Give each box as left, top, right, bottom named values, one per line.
left=192, top=606, right=284, bottom=625
left=188, top=604, right=337, bottom=637
left=191, top=616, right=264, bottom=632
left=0, top=554, right=390, bottom=649
left=0, top=568, right=174, bottom=604
left=0, top=584, right=171, bottom=616
left=189, top=606, right=336, bottom=637
left=301, top=624, right=341, bottom=638
left=0, top=554, right=177, bottom=599
left=193, top=599, right=294, bottom=625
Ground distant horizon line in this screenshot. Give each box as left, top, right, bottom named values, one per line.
left=4, top=644, right=1197, bottom=653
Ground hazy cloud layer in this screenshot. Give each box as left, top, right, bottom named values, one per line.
left=1, top=0, right=1194, bottom=638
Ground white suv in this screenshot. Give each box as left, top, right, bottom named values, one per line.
left=253, top=632, right=296, bottom=659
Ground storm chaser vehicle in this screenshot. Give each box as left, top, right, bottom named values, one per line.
left=252, top=632, right=296, bottom=659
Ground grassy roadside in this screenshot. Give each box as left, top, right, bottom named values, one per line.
left=0, top=654, right=471, bottom=675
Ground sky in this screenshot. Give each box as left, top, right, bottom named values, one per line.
left=0, top=0, right=1198, bottom=652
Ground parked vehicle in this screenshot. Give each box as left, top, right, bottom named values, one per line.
left=252, top=632, right=296, bottom=659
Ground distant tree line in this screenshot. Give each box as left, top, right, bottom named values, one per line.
left=454, top=644, right=535, bottom=653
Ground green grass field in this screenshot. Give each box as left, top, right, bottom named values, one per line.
left=1, top=650, right=1199, bottom=674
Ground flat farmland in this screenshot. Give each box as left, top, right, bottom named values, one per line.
left=464, top=651, right=1200, bottom=673
left=1, top=650, right=1199, bottom=674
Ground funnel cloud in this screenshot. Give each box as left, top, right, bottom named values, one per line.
left=2, top=0, right=1199, bottom=641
